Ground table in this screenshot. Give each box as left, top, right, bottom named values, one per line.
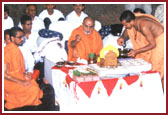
left=45, top=60, right=165, bottom=113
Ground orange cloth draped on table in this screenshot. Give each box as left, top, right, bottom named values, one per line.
left=68, top=26, right=103, bottom=61
left=127, top=14, right=164, bottom=78
left=4, top=43, right=43, bottom=110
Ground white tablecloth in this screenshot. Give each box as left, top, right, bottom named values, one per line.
left=45, top=64, right=166, bottom=113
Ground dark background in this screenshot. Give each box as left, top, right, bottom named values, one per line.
left=5, top=4, right=160, bottom=26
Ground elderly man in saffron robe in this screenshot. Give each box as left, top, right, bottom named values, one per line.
left=68, top=17, right=103, bottom=62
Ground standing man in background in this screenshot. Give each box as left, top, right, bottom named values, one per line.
left=39, top=4, right=65, bottom=29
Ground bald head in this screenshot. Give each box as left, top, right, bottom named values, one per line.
left=82, top=17, right=95, bottom=35
left=83, top=17, right=95, bottom=25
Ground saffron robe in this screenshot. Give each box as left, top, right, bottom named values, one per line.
left=68, top=26, right=103, bottom=61
left=4, top=43, right=43, bottom=109
left=127, top=14, right=164, bottom=78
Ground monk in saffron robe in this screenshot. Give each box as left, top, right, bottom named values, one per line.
left=68, top=17, right=103, bottom=61
left=4, top=27, right=43, bottom=110
left=117, top=10, right=164, bottom=80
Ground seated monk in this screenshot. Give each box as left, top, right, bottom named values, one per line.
left=68, top=17, right=103, bottom=62
left=4, top=27, right=43, bottom=110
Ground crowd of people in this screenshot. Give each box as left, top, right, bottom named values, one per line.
left=3, top=4, right=164, bottom=111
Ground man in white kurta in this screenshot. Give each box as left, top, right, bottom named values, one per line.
left=20, top=15, right=39, bottom=73
left=19, top=37, right=35, bottom=73
left=3, top=6, right=14, bottom=31
left=66, top=4, right=88, bottom=29
left=18, top=4, right=45, bottom=33
left=21, top=15, right=39, bottom=54
left=18, top=15, right=45, bottom=33
left=39, top=4, right=65, bottom=24
left=66, top=4, right=102, bottom=31
left=4, top=16, right=14, bottom=31
left=24, top=32, right=39, bottom=54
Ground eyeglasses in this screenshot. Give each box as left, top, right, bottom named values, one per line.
left=15, top=35, right=25, bottom=40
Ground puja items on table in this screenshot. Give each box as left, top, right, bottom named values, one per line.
left=97, top=45, right=119, bottom=68
left=72, top=67, right=99, bottom=82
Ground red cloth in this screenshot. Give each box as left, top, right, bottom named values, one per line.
left=52, top=64, right=84, bottom=87
left=102, top=78, right=119, bottom=96
left=32, top=69, right=40, bottom=80
left=141, top=70, right=158, bottom=74
left=78, top=81, right=97, bottom=98
left=52, top=66, right=75, bottom=73
left=52, top=66, right=59, bottom=69
left=123, top=75, right=139, bottom=85
left=61, top=67, right=75, bottom=74
left=66, top=75, right=74, bottom=87
left=52, top=66, right=75, bottom=87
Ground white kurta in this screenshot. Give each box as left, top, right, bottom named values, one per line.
left=19, top=38, right=35, bottom=73
left=49, top=21, right=76, bottom=42
left=18, top=16, right=45, bottom=33
left=66, top=11, right=102, bottom=31
left=125, top=4, right=152, bottom=14
left=24, top=32, right=39, bottom=53
left=66, top=11, right=88, bottom=28
left=3, top=16, right=14, bottom=31
left=39, top=9, right=65, bottom=23
left=154, top=5, right=164, bottom=26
